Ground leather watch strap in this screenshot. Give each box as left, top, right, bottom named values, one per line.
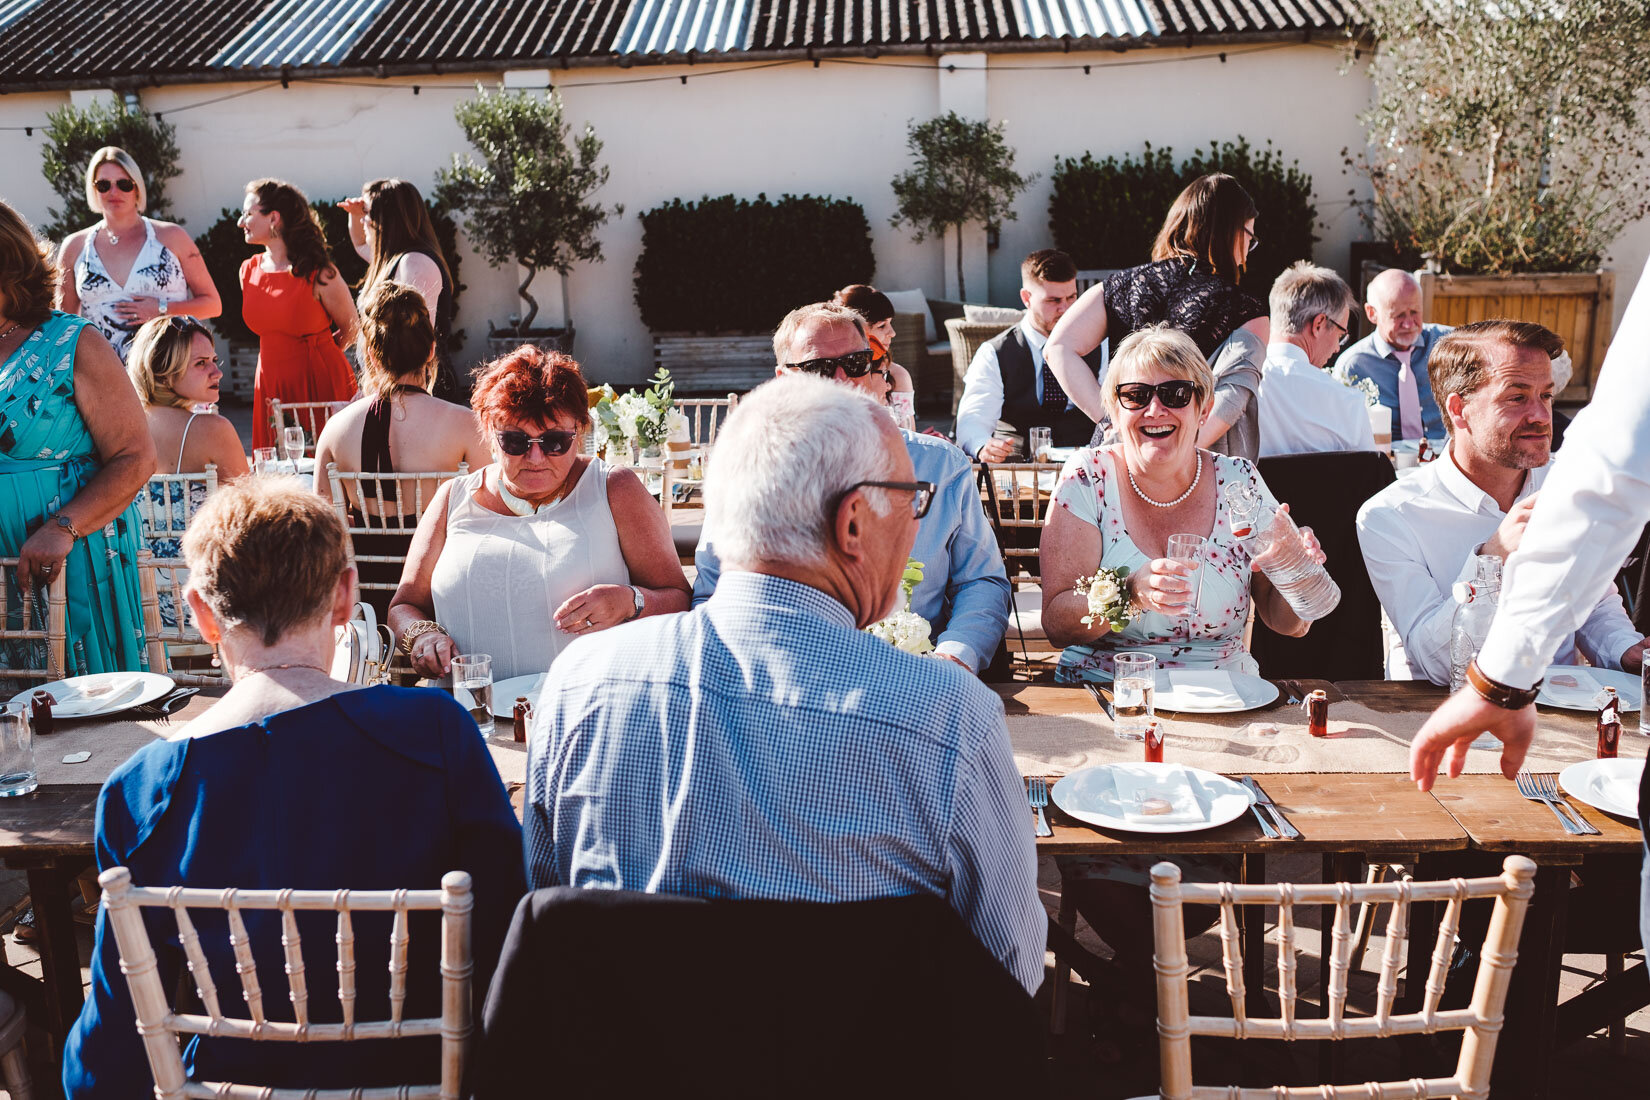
left=1464, top=659, right=1542, bottom=710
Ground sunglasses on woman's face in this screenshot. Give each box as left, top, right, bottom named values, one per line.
left=1114, top=380, right=1201, bottom=410
left=94, top=178, right=137, bottom=194
left=784, top=348, right=876, bottom=379
left=495, top=429, right=576, bottom=457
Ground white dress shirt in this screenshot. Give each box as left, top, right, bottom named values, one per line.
left=954, top=316, right=1108, bottom=458
left=1257, top=342, right=1378, bottom=457
left=1356, top=446, right=1641, bottom=686
left=1477, top=257, right=1650, bottom=689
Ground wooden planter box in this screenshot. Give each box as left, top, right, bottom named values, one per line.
left=1419, top=271, right=1615, bottom=402
left=653, top=332, right=774, bottom=393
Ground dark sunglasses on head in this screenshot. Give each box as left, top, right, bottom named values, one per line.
left=495, top=429, right=576, bottom=457
left=161, top=316, right=210, bottom=340
left=1114, top=380, right=1201, bottom=410
left=784, top=348, right=876, bottom=379
left=94, top=178, right=137, bottom=194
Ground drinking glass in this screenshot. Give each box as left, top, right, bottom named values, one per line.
left=282, top=425, right=307, bottom=463
left=1112, top=651, right=1157, bottom=742
left=0, top=703, right=37, bottom=798
left=452, top=653, right=494, bottom=738
left=1166, top=533, right=1206, bottom=639
left=1029, top=427, right=1053, bottom=462
left=1640, top=660, right=1649, bottom=736
left=252, top=447, right=279, bottom=475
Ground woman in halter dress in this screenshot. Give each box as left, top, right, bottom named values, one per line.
left=55, top=147, right=221, bottom=363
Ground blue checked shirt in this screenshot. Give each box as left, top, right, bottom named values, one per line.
left=693, top=430, right=1012, bottom=672
left=524, top=571, right=1046, bottom=994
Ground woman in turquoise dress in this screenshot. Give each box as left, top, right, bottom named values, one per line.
left=0, top=199, right=157, bottom=683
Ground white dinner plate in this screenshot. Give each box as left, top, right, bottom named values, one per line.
left=1536, top=665, right=1641, bottom=712
left=10, top=671, right=175, bottom=719
left=1559, top=757, right=1645, bottom=820
left=490, top=673, right=548, bottom=718
left=1052, top=763, right=1254, bottom=834
left=1152, top=670, right=1279, bottom=713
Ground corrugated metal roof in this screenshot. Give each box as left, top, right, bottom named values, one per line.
left=342, top=0, right=627, bottom=67
left=0, top=0, right=270, bottom=84
left=617, top=0, right=750, bottom=54
left=0, top=0, right=41, bottom=33
left=747, top=0, right=1018, bottom=50
left=1147, top=0, right=1360, bottom=36
left=1012, top=0, right=1154, bottom=41
left=213, top=0, right=396, bottom=68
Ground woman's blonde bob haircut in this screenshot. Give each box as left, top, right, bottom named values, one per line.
left=183, top=476, right=350, bottom=647
left=85, top=147, right=147, bottom=215
left=127, top=316, right=213, bottom=410
left=1101, top=324, right=1216, bottom=424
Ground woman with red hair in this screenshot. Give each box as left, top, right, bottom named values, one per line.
left=388, top=346, right=690, bottom=680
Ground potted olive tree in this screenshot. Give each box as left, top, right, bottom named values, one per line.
left=1356, top=1, right=1650, bottom=400
left=436, top=86, right=619, bottom=360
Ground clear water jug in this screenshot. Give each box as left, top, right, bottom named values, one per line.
left=1224, top=482, right=1341, bottom=622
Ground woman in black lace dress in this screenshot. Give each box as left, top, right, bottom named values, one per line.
left=1045, top=174, right=1269, bottom=457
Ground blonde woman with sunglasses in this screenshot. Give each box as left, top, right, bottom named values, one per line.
left=55, top=147, right=221, bottom=362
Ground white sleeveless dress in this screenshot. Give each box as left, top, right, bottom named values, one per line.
left=431, top=459, right=630, bottom=680
left=73, top=218, right=188, bottom=362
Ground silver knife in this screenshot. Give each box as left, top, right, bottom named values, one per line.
left=1242, top=776, right=1302, bottom=839
left=1082, top=681, right=1115, bottom=722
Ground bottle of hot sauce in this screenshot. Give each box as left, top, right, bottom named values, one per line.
left=1143, top=721, right=1165, bottom=763
left=1597, top=687, right=1621, bottom=759
left=1305, top=690, right=1329, bottom=738
left=512, top=697, right=533, bottom=744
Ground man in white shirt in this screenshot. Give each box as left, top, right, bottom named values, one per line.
left=1335, top=269, right=1448, bottom=442
left=1257, top=261, right=1376, bottom=457
left=954, top=249, right=1104, bottom=461
left=1357, top=319, right=1647, bottom=685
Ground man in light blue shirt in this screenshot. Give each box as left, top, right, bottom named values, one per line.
left=694, top=301, right=1011, bottom=673
left=525, top=372, right=1046, bottom=994
left=1334, top=269, right=1449, bottom=442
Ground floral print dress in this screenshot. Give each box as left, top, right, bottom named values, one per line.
left=73, top=219, right=188, bottom=363
left=1050, top=445, right=1280, bottom=682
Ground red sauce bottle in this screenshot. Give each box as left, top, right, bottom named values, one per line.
left=1597, top=688, right=1620, bottom=759
left=512, top=697, right=532, bottom=744
left=30, top=691, right=54, bottom=738
left=1305, top=690, right=1329, bottom=738
left=1143, top=721, right=1164, bottom=763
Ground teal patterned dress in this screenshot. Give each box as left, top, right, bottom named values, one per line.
left=1, top=312, right=148, bottom=679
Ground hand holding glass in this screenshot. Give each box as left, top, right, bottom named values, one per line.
left=1112, top=652, right=1157, bottom=742
left=1165, top=533, right=1206, bottom=638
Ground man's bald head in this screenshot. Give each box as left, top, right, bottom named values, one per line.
left=1365, top=268, right=1424, bottom=350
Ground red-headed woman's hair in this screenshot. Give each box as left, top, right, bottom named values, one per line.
left=470, top=344, right=591, bottom=432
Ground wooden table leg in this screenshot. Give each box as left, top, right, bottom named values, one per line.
left=27, top=863, right=85, bottom=1047
left=1491, top=861, right=1571, bottom=1100
left=1052, top=863, right=1075, bottom=1035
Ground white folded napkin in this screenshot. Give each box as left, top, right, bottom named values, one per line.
left=1540, top=667, right=1605, bottom=709
left=50, top=676, right=146, bottom=717
left=1165, top=670, right=1243, bottom=709
left=1111, top=764, right=1210, bottom=825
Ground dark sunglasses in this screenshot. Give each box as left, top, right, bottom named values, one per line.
left=160, top=316, right=210, bottom=340
left=835, top=479, right=936, bottom=520
left=94, top=178, right=137, bottom=194
left=785, top=348, right=876, bottom=379
left=495, top=429, right=576, bottom=457
left=1114, top=380, right=1201, bottom=410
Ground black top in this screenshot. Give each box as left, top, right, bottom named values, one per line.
left=1101, top=257, right=1266, bottom=359
left=353, top=384, right=425, bottom=526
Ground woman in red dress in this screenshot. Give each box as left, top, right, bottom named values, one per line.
left=238, top=178, right=359, bottom=451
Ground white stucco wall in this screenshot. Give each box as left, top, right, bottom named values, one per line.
left=0, top=43, right=1643, bottom=389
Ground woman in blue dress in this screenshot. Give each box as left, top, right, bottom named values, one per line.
left=63, top=476, right=525, bottom=1095
left=0, top=198, right=155, bottom=683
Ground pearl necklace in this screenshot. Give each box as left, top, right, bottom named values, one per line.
left=1126, top=451, right=1203, bottom=508
left=0, top=321, right=20, bottom=342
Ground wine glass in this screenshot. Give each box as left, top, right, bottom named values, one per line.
left=282, top=425, right=307, bottom=464
left=1165, top=533, right=1206, bottom=640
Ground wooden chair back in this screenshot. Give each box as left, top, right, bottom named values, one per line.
left=0, top=558, right=67, bottom=683
left=135, top=549, right=225, bottom=687
left=673, top=394, right=738, bottom=448
left=325, top=463, right=468, bottom=606
left=1148, top=855, right=1537, bottom=1100
left=98, top=865, right=474, bottom=1100
left=268, top=400, right=340, bottom=456
left=137, top=465, right=219, bottom=544
left=974, top=461, right=1064, bottom=578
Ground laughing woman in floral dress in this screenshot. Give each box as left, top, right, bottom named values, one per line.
left=0, top=199, right=155, bottom=683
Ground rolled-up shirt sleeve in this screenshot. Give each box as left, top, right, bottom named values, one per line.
left=954, top=341, right=1005, bottom=458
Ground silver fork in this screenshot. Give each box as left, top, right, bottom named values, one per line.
left=1536, top=772, right=1599, bottom=835
left=1028, top=777, right=1053, bottom=837
left=1515, top=771, right=1584, bottom=835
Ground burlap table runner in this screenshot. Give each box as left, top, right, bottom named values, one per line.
left=1009, top=700, right=1648, bottom=778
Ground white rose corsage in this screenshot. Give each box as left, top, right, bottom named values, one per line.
left=1075, top=565, right=1139, bottom=633
left=866, top=560, right=934, bottom=656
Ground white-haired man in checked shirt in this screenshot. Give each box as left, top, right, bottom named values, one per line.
left=524, top=372, right=1045, bottom=994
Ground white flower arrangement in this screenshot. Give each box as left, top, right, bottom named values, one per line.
left=1331, top=363, right=1383, bottom=408
left=1075, top=565, right=1138, bottom=633
left=866, top=560, right=934, bottom=656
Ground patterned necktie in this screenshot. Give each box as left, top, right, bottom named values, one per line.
left=1040, top=360, right=1068, bottom=413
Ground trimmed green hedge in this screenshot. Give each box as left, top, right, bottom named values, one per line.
left=634, top=193, right=874, bottom=333
left=1049, top=139, right=1318, bottom=293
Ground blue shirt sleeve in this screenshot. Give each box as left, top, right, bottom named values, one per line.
left=914, top=443, right=1010, bottom=672
left=691, top=532, right=722, bottom=608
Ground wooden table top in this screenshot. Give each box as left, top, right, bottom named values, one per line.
left=1425, top=773, right=1645, bottom=858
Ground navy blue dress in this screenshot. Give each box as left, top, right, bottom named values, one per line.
left=62, top=685, right=526, bottom=1096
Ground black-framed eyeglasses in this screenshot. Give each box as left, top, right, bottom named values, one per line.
left=836, top=479, right=936, bottom=520
left=94, top=178, right=136, bottom=194
left=1243, top=227, right=1260, bottom=255
left=495, top=428, right=577, bottom=458
left=784, top=348, right=876, bottom=379
left=1323, top=313, right=1350, bottom=348
left=1114, top=380, right=1201, bottom=411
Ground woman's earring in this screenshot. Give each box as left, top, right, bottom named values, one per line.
left=210, top=645, right=222, bottom=669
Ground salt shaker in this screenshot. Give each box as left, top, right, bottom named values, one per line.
left=1304, top=690, right=1329, bottom=738
left=1597, top=687, right=1621, bottom=759
left=512, top=697, right=532, bottom=744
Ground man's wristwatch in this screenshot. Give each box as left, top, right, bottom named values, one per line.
left=1464, top=659, right=1542, bottom=710
left=627, top=585, right=645, bottom=621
